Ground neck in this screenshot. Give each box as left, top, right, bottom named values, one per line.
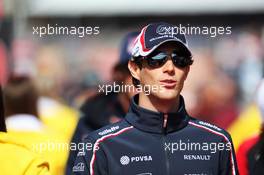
left=138, top=93, right=180, bottom=113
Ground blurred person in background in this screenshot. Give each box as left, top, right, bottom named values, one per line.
left=0, top=85, right=51, bottom=175
left=65, top=31, right=139, bottom=175
left=236, top=79, right=264, bottom=175
left=227, top=31, right=263, bottom=150
left=3, top=75, right=68, bottom=175
left=34, top=46, right=78, bottom=143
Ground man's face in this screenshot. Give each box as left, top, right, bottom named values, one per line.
left=139, top=42, right=190, bottom=100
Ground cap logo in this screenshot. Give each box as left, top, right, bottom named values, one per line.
left=156, top=25, right=174, bottom=36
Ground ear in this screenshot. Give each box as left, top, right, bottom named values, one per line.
left=184, top=66, right=190, bottom=80
left=128, top=60, right=141, bottom=81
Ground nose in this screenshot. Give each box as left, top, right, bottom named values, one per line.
left=162, top=58, right=174, bottom=74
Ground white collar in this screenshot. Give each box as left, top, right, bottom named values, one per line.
left=6, top=114, right=44, bottom=132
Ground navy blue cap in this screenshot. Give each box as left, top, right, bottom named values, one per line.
left=132, top=22, right=191, bottom=57
left=119, top=31, right=140, bottom=64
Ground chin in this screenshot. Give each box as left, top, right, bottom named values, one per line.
left=153, top=91, right=179, bottom=101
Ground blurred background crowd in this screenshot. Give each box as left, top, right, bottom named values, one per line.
left=0, top=0, right=264, bottom=174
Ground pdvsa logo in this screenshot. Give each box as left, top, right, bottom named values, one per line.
left=120, top=155, right=153, bottom=165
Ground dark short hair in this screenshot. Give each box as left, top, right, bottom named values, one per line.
left=130, top=57, right=142, bottom=87
left=4, top=75, right=39, bottom=118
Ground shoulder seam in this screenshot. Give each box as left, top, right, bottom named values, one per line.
left=189, top=121, right=229, bottom=140
left=188, top=121, right=236, bottom=175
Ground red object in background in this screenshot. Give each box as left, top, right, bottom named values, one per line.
left=211, top=103, right=239, bottom=129
left=195, top=99, right=239, bottom=130
left=0, top=41, right=8, bottom=85
left=236, top=135, right=259, bottom=175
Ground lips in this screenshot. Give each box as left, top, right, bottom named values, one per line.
left=160, top=79, right=177, bottom=89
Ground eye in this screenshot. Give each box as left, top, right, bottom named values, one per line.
left=173, top=56, right=190, bottom=68
left=172, top=50, right=191, bottom=58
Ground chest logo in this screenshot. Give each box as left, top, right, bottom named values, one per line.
left=120, top=155, right=153, bottom=165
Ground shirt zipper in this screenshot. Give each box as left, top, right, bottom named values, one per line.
left=163, top=113, right=170, bottom=175
left=163, top=114, right=168, bottom=128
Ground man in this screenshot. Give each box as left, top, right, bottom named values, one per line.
left=73, top=22, right=239, bottom=175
